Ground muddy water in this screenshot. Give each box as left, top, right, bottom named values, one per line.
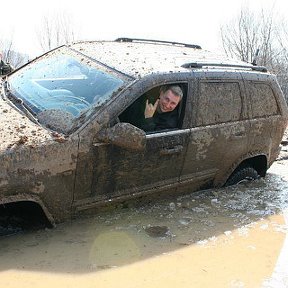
left=0, top=160, right=288, bottom=287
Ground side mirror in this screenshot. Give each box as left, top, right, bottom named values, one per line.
left=97, top=122, right=146, bottom=151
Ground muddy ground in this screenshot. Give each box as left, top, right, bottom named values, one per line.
left=0, top=130, right=288, bottom=287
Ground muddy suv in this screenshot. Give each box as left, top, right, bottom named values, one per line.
left=0, top=38, right=287, bottom=226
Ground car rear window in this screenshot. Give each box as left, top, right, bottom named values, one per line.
left=248, top=82, right=279, bottom=117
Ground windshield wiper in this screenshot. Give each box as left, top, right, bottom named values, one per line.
left=3, top=80, right=39, bottom=123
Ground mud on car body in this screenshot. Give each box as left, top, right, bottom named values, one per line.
left=0, top=38, right=287, bottom=227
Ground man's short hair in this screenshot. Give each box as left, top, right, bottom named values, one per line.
left=160, top=85, right=183, bottom=101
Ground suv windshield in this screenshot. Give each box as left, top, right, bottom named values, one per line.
left=7, top=47, right=125, bottom=133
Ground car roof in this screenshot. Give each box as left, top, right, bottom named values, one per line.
left=69, top=39, right=262, bottom=79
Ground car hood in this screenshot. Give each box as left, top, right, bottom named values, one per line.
left=0, top=98, right=53, bottom=152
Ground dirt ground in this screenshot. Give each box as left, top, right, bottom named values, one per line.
left=0, top=130, right=288, bottom=288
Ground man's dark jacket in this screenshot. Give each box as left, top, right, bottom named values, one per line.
left=120, top=96, right=179, bottom=132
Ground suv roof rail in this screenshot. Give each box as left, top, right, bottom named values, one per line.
left=182, top=62, right=268, bottom=72
left=115, top=37, right=202, bottom=49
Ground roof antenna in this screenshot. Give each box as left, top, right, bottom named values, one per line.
left=252, top=48, right=260, bottom=66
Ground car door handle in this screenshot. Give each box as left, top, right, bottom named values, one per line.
left=160, top=145, right=183, bottom=155
left=231, top=132, right=245, bottom=139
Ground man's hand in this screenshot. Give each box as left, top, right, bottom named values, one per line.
left=144, top=99, right=159, bottom=118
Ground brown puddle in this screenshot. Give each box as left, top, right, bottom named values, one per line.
left=0, top=161, right=288, bottom=288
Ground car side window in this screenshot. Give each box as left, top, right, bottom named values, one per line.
left=119, top=83, right=187, bottom=133
left=248, top=82, right=279, bottom=117
left=197, top=82, right=242, bottom=126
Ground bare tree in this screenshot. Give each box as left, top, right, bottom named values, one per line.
left=0, top=38, right=28, bottom=68
left=221, top=7, right=276, bottom=65
left=274, top=19, right=288, bottom=99
left=220, top=6, right=288, bottom=101
left=36, top=12, right=78, bottom=53
left=0, top=38, right=13, bottom=61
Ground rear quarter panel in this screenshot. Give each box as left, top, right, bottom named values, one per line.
left=243, top=73, right=288, bottom=168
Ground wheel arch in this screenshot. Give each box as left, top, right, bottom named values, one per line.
left=0, top=195, right=55, bottom=229
left=236, top=154, right=268, bottom=177
left=214, top=153, right=268, bottom=187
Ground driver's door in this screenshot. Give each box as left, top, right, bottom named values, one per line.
left=88, top=129, right=190, bottom=201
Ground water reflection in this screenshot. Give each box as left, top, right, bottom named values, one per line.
left=89, top=231, right=141, bottom=269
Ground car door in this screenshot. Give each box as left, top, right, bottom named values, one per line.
left=180, top=74, right=250, bottom=189
left=73, top=81, right=191, bottom=211
left=89, top=129, right=190, bottom=200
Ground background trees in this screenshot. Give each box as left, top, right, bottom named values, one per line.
left=221, top=6, right=288, bottom=101
left=36, top=12, right=79, bottom=53
left=0, top=38, right=28, bottom=69
left=0, top=12, right=79, bottom=69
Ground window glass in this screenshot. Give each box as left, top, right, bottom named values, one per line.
left=9, top=54, right=124, bottom=117
left=197, top=82, right=242, bottom=125
left=7, top=47, right=125, bottom=134
left=249, top=82, right=278, bottom=117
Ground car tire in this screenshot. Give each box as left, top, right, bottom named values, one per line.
left=225, top=167, right=259, bottom=186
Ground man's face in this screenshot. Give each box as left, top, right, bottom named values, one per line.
left=158, top=89, right=181, bottom=113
